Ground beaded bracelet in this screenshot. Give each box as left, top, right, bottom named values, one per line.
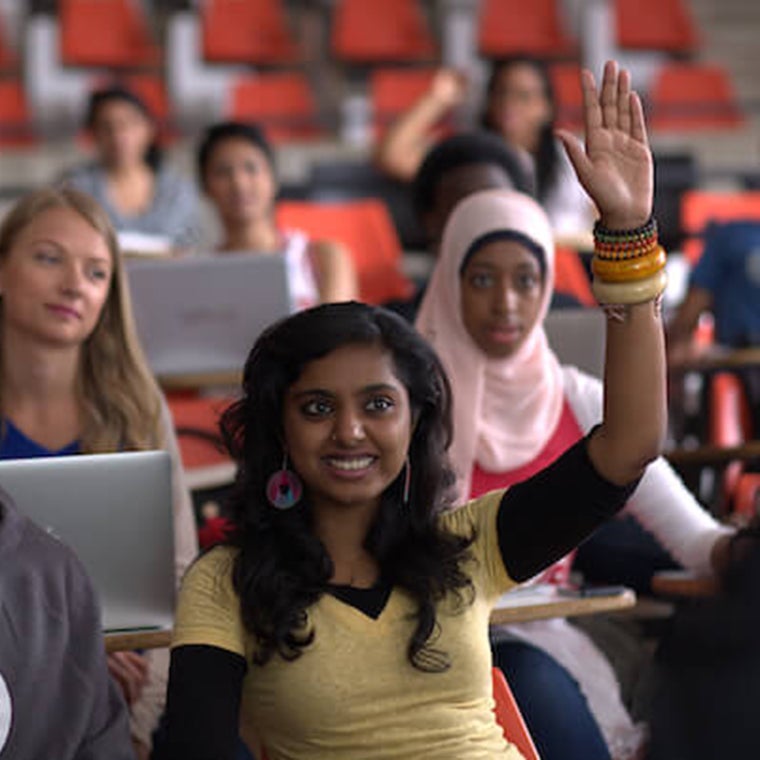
left=593, top=216, right=658, bottom=260
left=592, top=246, right=667, bottom=283
left=593, top=216, right=657, bottom=242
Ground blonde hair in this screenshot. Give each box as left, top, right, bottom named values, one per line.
left=0, top=187, right=164, bottom=452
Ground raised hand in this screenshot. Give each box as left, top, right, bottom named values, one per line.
left=429, top=68, right=468, bottom=109
left=557, top=61, right=653, bottom=231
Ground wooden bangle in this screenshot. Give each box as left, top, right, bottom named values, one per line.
left=592, top=269, right=668, bottom=305
left=592, top=246, right=667, bottom=282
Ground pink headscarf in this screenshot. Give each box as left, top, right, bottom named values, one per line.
left=416, top=189, right=564, bottom=501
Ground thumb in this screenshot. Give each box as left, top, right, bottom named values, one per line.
left=556, top=129, right=592, bottom=184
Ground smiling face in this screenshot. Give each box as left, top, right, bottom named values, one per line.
left=0, top=206, right=113, bottom=348
left=460, top=238, right=545, bottom=359
left=203, top=137, right=277, bottom=227
left=282, top=342, right=413, bottom=514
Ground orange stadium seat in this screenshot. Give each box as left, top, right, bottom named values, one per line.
left=0, top=80, right=35, bottom=146
left=550, top=63, right=583, bottom=132
left=229, top=73, right=322, bottom=142
left=479, top=0, right=575, bottom=58
left=616, top=0, right=699, bottom=52
left=555, top=247, right=595, bottom=306
left=332, top=0, right=436, bottom=64
left=648, top=63, right=743, bottom=133
left=201, top=0, right=299, bottom=65
left=60, top=0, right=160, bottom=68
left=276, top=199, right=414, bottom=305
left=679, top=191, right=760, bottom=264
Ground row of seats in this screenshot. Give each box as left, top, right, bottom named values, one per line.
left=0, top=59, right=745, bottom=149
left=51, top=0, right=702, bottom=70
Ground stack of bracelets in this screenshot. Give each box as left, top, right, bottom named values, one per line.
left=591, top=216, right=667, bottom=311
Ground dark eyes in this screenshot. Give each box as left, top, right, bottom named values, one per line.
left=300, top=396, right=395, bottom=418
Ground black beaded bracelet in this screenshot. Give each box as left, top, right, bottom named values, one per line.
left=593, top=215, right=657, bottom=242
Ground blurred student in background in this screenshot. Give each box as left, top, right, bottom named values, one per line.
left=375, top=58, right=594, bottom=240
left=0, top=187, right=197, bottom=757
left=198, top=121, right=357, bottom=310
left=63, top=85, right=200, bottom=254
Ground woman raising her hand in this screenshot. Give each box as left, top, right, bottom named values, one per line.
left=159, top=62, right=666, bottom=760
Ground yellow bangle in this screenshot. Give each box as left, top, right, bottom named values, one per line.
left=592, top=246, right=667, bottom=283
left=592, top=269, right=668, bottom=305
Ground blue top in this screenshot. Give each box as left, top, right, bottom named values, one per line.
left=63, top=162, right=201, bottom=249
left=690, top=221, right=760, bottom=347
left=0, top=419, right=79, bottom=459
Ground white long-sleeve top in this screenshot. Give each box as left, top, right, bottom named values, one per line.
left=562, top=364, right=731, bottom=576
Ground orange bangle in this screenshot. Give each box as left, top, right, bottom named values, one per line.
left=592, top=246, right=667, bottom=283
left=592, top=269, right=668, bottom=305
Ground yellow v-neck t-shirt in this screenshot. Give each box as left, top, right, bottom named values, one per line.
left=172, top=489, right=523, bottom=759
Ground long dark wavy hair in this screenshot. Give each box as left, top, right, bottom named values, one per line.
left=220, top=302, right=475, bottom=672
left=481, top=56, right=560, bottom=203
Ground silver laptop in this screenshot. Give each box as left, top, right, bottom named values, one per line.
left=0, top=451, right=175, bottom=632
left=544, top=308, right=606, bottom=378
left=126, top=253, right=291, bottom=378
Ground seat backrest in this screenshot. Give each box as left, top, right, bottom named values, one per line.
left=276, top=199, right=414, bottom=305
left=230, top=73, right=320, bottom=142
left=60, top=0, right=159, bottom=67
left=554, top=246, right=595, bottom=306
left=201, top=0, right=298, bottom=64
left=648, top=63, right=743, bottom=132
left=709, top=372, right=754, bottom=512
left=615, top=0, right=699, bottom=52
left=680, top=191, right=760, bottom=264
left=549, top=63, right=583, bottom=132
left=491, top=667, right=541, bottom=760
left=479, top=0, right=574, bottom=58
left=332, top=0, right=435, bottom=63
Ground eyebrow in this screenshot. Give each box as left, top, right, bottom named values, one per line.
left=291, top=383, right=400, bottom=399
left=30, top=238, right=111, bottom=266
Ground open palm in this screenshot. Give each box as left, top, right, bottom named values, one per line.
left=558, top=61, right=653, bottom=230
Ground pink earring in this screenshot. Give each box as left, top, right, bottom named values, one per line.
left=402, top=457, right=411, bottom=506
left=266, top=453, right=303, bottom=510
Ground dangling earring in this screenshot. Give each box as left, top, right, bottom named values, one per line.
left=266, top=453, right=303, bottom=509
left=402, top=456, right=411, bottom=507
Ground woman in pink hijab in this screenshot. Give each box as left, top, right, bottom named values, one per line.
left=416, top=125, right=731, bottom=760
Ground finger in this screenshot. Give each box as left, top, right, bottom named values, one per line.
left=581, top=69, right=602, bottom=133
left=617, top=68, right=632, bottom=135
left=629, top=91, right=650, bottom=146
left=600, top=60, right=619, bottom=130
left=108, top=661, right=138, bottom=704
left=556, top=129, right=593, bottom=182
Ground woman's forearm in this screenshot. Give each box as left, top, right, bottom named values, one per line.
left=588, top=299, right=667, bottom=485
left=373, top=93, right=450, bottom=182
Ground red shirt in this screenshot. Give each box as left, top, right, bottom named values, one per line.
left=470, top=398, right=585, bottom=586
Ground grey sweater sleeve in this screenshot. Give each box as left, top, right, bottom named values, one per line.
left=0, top=511, right=135, bottom=760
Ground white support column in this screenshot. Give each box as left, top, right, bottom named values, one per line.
left=166, top=11, right=244, bottom=127
left=24, top=14, right=94, bottom=135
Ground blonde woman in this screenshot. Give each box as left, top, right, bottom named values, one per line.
left=0, top=187, right=198, bottom=757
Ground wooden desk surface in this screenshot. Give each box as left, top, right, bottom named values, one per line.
left=651, top=570, right=718, bottom=598
left=665, top=440, right=760, bottom=466
left=105, top=628, right=173, bottom=654
left=489, top=586, right=636, bottom=626
left=669, top=347, right=760, bottom=374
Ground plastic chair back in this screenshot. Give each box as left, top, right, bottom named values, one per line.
left=492, top=667, right=541, bottom=760
left=277, top=199, right=413, bottom=305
